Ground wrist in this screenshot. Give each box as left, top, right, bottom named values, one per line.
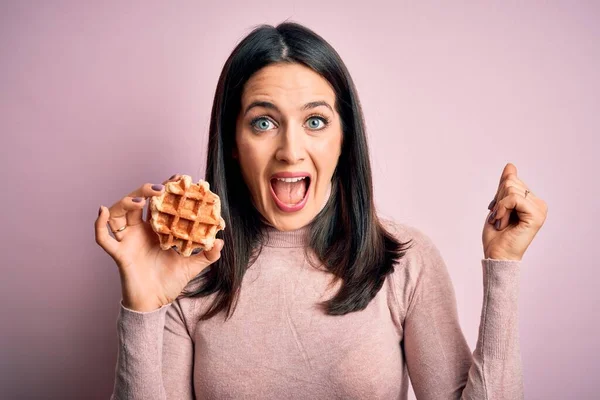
left=122, top=299, right=164, bottom=313
left=484, top=252, right=522, bottom=261
left=122, top=293, right=163, bottom=312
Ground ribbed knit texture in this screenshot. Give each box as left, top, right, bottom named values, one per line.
left=110, top=221, right=523, bottom=399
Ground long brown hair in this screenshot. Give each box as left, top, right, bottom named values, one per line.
left=183, top=22, right=413, bottom=320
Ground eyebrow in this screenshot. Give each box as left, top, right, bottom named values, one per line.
left=243, top=100, right=333, bottom=116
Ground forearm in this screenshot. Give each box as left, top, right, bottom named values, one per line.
left=460, top=259, right=524, bottom=400
left=110, top=301, right=172, bottom=400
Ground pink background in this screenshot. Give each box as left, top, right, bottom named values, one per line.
left=1, top=1, right=598, bottom=399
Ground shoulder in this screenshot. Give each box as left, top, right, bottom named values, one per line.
left=379, top=217, right=440, bottom=256
left=379, top=217, right=449, bottom=287
left=379, top=218, right=453, bottom=319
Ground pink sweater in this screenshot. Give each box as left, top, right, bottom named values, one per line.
left=110, top=221, right=524, bottom=399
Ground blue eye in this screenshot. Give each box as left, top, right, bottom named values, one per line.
left=250, top=114, right=331, bottom=133
left=250, top=117, right=275, bottom=132
left=307, top=116, right=327, bottom=130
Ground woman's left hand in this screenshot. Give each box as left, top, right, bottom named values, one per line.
left=482, top=163, right=548, bottom=261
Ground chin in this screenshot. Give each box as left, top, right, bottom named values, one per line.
left=264, top=208, right=314, bottom=231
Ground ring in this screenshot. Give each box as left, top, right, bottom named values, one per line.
left=112, top=225, right=127, bottom=234
left=524, top=189, right=530, bottom=199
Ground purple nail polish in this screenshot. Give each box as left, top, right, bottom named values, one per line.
left=152, top=184, right=164, bottom=191
left=169, top=174, right=177, bottom=180
left=488, top=210, right=497, bottom=223
left=132, top=197, right=143, bottom=203
left=494, top=219, right=501, bottom=230
left=98, top=207, right=102, bottom=216
left=488, top=198, right=496, bottom=210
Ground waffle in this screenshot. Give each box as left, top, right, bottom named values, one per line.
left=148, top=175, right=225, bottom=257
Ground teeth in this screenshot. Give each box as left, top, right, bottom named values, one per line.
left=275, top=177, right=306, bottom=183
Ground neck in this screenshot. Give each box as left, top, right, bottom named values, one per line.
left=263, top=223, right=310, bottom=248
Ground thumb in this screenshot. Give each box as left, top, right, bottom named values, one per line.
left=187, top=239, right=224, bottom=277
left=499, top=162, right=518, bottom=184
left=203, top=239, right=224, bottom=263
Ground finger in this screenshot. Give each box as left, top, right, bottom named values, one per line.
left=490, top=182, right=525, bottom=219
left=488, top=168, right=528, bottom=211
left=163, top=174, right=180, bottom=185
left=108, top=196, right=147, bottom=239
left=490, top=192, right=537, bottom=230
left=495, top=163, right=517, bottom=196
left=145, top=174, right=181, bottom=223
left=203, top=239, right=224, bottom=263
left=109, top=183, right=165, bottom=232
left=110, top=183, right=166, bottom=218
left=95, top=206, right=119, bottom=257
left=187, top=239, right=224, bottom=277
left=497, top=179, right=527, bottom=205
left=126, top=196, right=147, bottom=227
left=504, top=172, right=535, bottom=193
left=499, top=162, right=518, bottom=186
left=512, top=176, right=536, bottom=200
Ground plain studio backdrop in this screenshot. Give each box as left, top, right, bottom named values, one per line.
left=1, top=1, right=598, bottom=399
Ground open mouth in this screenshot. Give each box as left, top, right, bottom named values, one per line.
left=269, top=173, right=311, bottom=212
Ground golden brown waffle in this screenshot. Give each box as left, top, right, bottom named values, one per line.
left=148, top=175, right=225, bottom=257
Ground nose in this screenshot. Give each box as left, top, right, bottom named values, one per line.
left=275, top=125, right=306, bottom=164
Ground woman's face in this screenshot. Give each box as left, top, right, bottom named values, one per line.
left=235, top=63, right=343, bottom=231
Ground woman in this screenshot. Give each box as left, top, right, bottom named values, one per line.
left=96, top=22, right=547, bottom=399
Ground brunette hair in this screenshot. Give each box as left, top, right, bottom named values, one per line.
left=183, top=21, right=413, bottom=320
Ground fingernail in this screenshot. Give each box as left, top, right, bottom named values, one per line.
left=494, top=219, right=501, bottom=230
left=98, top=206, right=102, bottom=216
left=152, top=184, right=164, bottom=191
left=191, top=248, right=203, bottom=255
left=488, top=198, right=496, bottom=210
left=488, top=210, right=497, bottom=223
left=132, top=197, right=143, bottom=203
left=169, top=174, right=177, bottom=180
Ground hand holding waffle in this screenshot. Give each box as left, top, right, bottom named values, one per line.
left=94, top=174, right=225, bottom=312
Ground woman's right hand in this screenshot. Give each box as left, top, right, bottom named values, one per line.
left=94, top=174, right=224, bottom=312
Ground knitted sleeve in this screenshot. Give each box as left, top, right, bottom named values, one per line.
left=390, top=224, right=524, bottom=399
left=109, top=298, right=195, bottom=400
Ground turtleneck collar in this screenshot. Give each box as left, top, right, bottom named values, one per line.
left=263, top=223, right=311, bottom=248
